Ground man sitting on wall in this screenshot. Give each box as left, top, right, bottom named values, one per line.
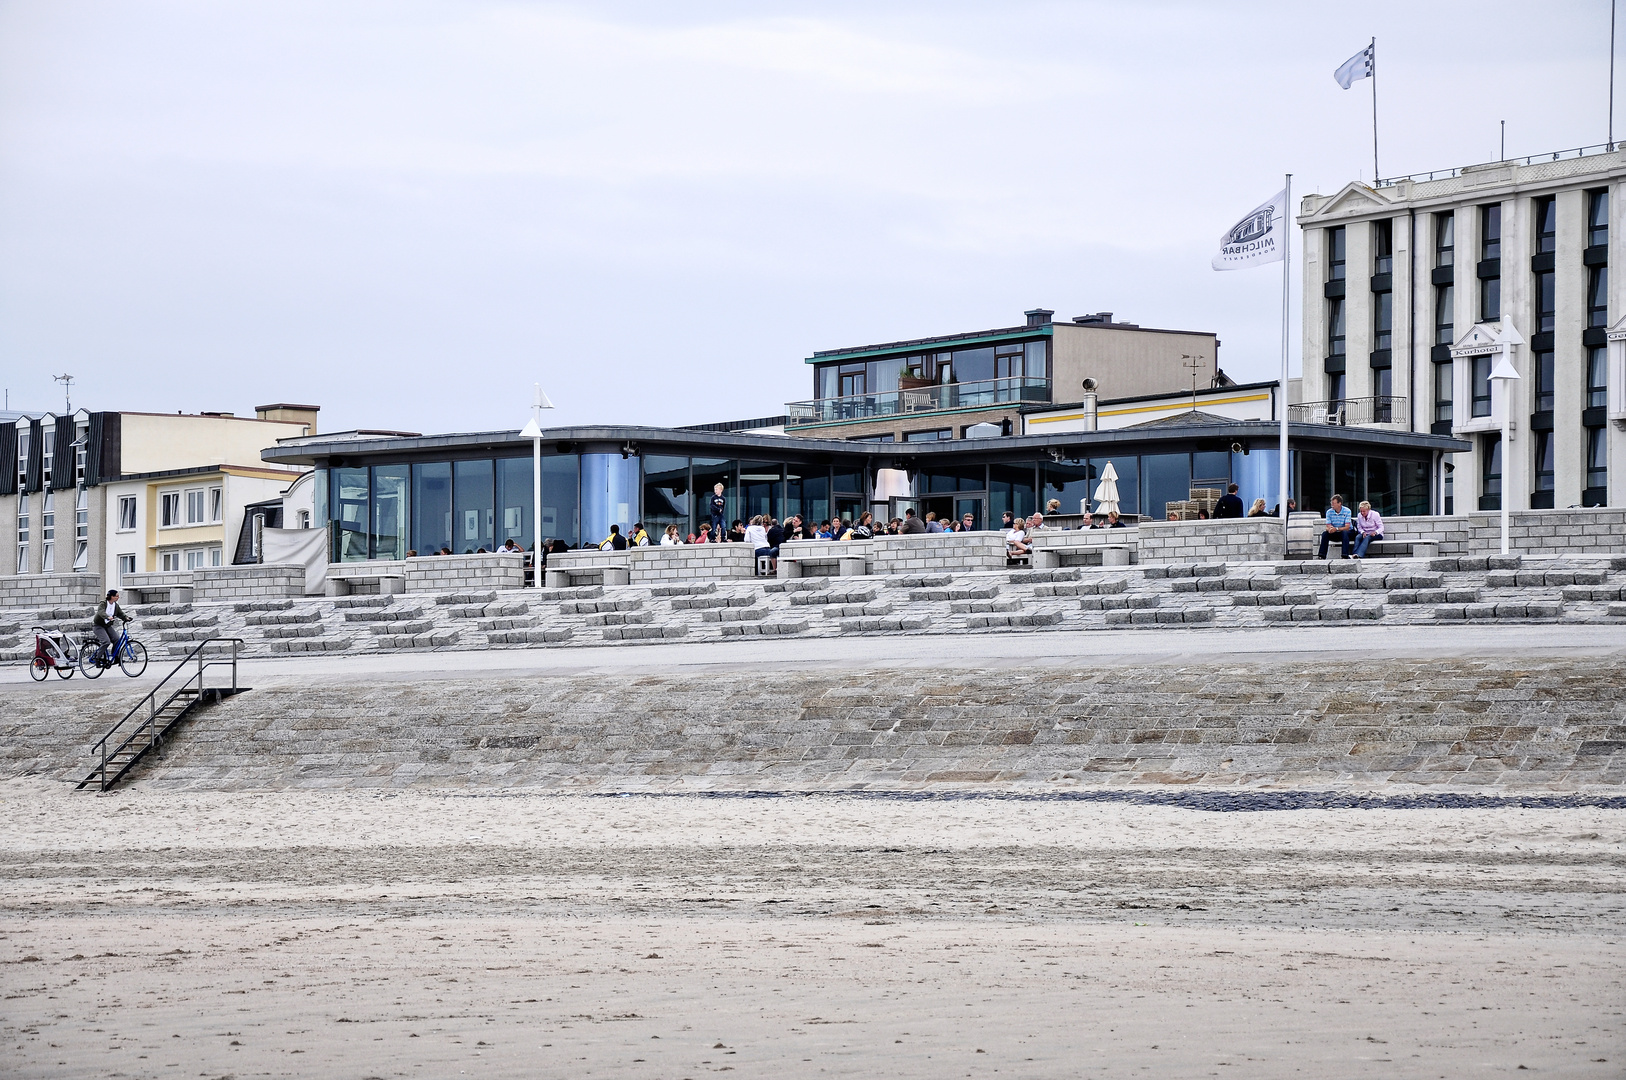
left=900, top=508, right=926, bottom=534
left=1214, top=484, right=1245, bottom=519
left=599, top=524, right=628, bottom=551
left=1317, top=495, right=1355, bottom=560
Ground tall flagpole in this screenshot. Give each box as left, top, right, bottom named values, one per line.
left=1369, top=37, right=1379, bottom=181
left=1280, top=173, right=1293, bottom=557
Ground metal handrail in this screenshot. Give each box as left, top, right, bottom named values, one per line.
left=786, top=376, right=1051, bottom=426
left=87, top=637, right=243, bottom=791
left=1287, top=396, right=1407, bottom=426
left=1376, top=142, right=1617, bottom=187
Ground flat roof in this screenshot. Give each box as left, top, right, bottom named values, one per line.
left=807, top=319, right=1215, bottom=365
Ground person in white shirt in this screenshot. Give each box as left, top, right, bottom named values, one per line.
left=1005, top=522, right=1031, bottom=556
left=660, top=525, right=682, bottom=546
left=743, top=515, right=770, bottom=551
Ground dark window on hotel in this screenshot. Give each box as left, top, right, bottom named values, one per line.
left=1435, top=283, right=1454, bottom=345
left=838, top=364, right=866, bottom=397
left=1535, top=351, right=1555, bottom=411
left=1481, top=204, right=1501, bottom=321
left=1373, top=289, right=1392, bottom=351
left=1534, top=196, right=1556, bottom=254
left=1535, top=268, right=1556, bottom=333
left=1374, top=368, right=1393, bottom=419
left=739, top=461, right=783, bottom=522
left=1434, top=360, right=1454, bottom=424
left=1588, top=266, right=1609, bottom=328
left=1328, top=297, right=1345, bottom=358
left=904, top=428, right=952, bottom=442
left=1534, top=431, right=1555, bottom=492
left=1328, top=371, right=1346, bottom=407
left=1589, top=189, right=1610, bottom=248
left=1372, top=219, right=1392, bottom=274
left=1589, top=346, right=1609, bottom=409
left=1482, top=435, right=1502, bottom=506
left=921, top=465, right=985, bottom=494
left=1587, top=428, right=1608, bottom=495
left=1471, top=355, right=1492, bottom=417
left=846, top=433, right=894, bottom=443
left=1327, top=226, right=1346, bottom=280
left=988, top=463, right=1037, bottom=523
left=1435, top=211, right=1454, bottom=267
left=785, top=465, right=829, bottom=524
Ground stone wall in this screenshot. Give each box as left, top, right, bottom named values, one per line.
left=193, top=564, right=304, bottom=601
left=404, top=553, right=526, bottom=592
left=0, top=572, right=103, bottom=610
left=628, top=545, right=758, bottom=581
left=1467, top=508, right=1626, bottom=555
left=122, top=571, right=193, bottom=603
left=8, top=656, right=1622, bottom=790
left=1379, top=516, right=1471, bottom=557
left=869, top=534, right=1008, bottom=574
left=1137, top=519, right=1284, bottom=564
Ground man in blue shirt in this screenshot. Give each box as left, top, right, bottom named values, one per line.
left=1318, top=494, right=1355, bottom=559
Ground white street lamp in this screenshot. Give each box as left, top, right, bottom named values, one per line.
left=1488, top=322, right=1523, bottom=556
left=519, top=383, right=555, bottom=587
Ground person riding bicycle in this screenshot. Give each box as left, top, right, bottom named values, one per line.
left=92, top=589, right=132, bottom=664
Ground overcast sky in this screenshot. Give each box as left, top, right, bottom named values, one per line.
left=0, top=0, right=1614, bottom=433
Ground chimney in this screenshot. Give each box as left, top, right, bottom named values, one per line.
left=255, top=402, right=321, bottom=435
left=1024, top=308, right=1054, bottom=327
left=1073, top=312, right=1113, bottom=325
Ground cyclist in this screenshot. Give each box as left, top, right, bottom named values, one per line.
left=92, top=589, right=133, bottom=666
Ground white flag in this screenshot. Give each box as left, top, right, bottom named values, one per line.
left=1212, top=189, right=1287, bottom=271
left=1334, top=43, right=1374, bottom=89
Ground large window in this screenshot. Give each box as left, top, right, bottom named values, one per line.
left=1534, top=268, right=1555, bottom=333
left=541, top=454, right=580, bottom=547
left=16, top=492, right=28, bottom=573
left=1588, top=189, right=1609, bottom=248
left=1043, top=461, right=1095, bottom=518
left=1534, top=431, right=1555, bottom=492
left=904, top=428, right=952, bottom=442
left=1481, top=435, right=1502, bottom=510
left=1588, top=267, right=1609, bottom=329
left=1328, top=298, right=1345, bottom=359
left=690, top=458, right=736, bottom=534
left=370, top=464, right=409, bottom=560
left=160, top=491, right=181, bottom=527
left=452, top=459, right=494, bottom=553
left=1372, top=218, right=1392, bottom=274
left=333, top=467, right=369, bottom=561
left=1471, top=355, right=1492, bottom=417
left=496, top=457, right=534, bottom=551
left=117, top=495, right=136, bottom=532
left=785, top=465, right=829, bottom=525
left=117, top=554, right=135, bottom=583
left=1434, top=284, right=1454, bottom=346
left=186, top=489, right=207, bottom=525
left=1589, top=346, right=1609, bottom=409
left=1372, top=290, right=1392, bottom=352
left=412, top=462, right=452, bottom=554
left=1327, top=225, right=1346, bottom=280
left=1480, top=203, right=1501, bottom=321
left=988, top=464, right=1036, bottom=524
left=580, top=454, right=638, bottom=546
left=1434, top=360, right=1454, bottom=425
left=1534, top=196, right=1556, bottom=254
left=40, top=491, right=53, bottom=572
left=1535, top=351, right=1555, bottom=412
left=641, top=455, right=691, bottom=539
left=1435, top=211, right=1454, bottom=267
left=1142, top=453, right=1192, bottom=520
left=738, top=461, right=783, bottom=522
left=1586, top=428, right=1608, bottom=500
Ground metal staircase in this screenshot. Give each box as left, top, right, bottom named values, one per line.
left=77, top=638, right=248, bottom=792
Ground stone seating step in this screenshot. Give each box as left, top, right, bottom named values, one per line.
left=343, top=608, right=426, bottom=623
left=839, top=615, right=932, bottom=632
left=159, top=628, right=218, bottom=642
left=261, top=624, right=326, bottom=639
left=1005, top=569, right=1082, bottom=584
left=476, top=616, right=539, bottom=631
left=891, top=574, right=954, bottom=588
left=268, top=637, right=353, bottom=653
left=561, top=598, right=643, bottom=614
left=700, top=607, right=769, bottom=623
left=719, top=620, right=809, bottom=637
left=670, top=594, right=756, bottom=610
left=1433, top=601, right=1565, bottom=620
left=1563, top=586, right=1626, bottom=601
left=1329, top=572, right=1445, bottom=590
left=951, top=598, right=1024, bottom=614
left=602, top=624, right=689, bottom=641
left=762, top=579, right=828, bottom=594
left=1272, top=562, right=1364, bottom=577
left=1080, top=595, right=1161, bottom=611
left=1033, top=579, right=1128, bottom=597
left=1609, top=603, right=1626, bottom=618
left=142, top=613, right=221, bottom=629
left=1260, top=604, right=1385, bottom=622
left=909, top=584, right=1000, bottom=602
left=650, top=582, right=718, bottom=597
left=1142, top=565, right=1227, bottom=579
left=1104, top=608, right=1215, bottom=625
left=332, top=595, right=394, bottom=609
left=487, top=627, right=574, bottom=644
left=374, top=630, right=461, bottom=649
left=1171, top=577, right=1280, bottom=593
left=1228, top=591, right=1320, bottom=607
left=789, top=589, right=878, bottom=606
left=1384, top=589, right=1450, bottom=605
left=244, top=609, right=321, bottom=626
left=231, top=600, right=288, bottom=613
left=964, top=611, right=1062, bottom=628
left=1485, top=570, right=1608, bottom=588
left=433, top=591, right=498, bottom=606
left=369, top=620, right=434, bottom=635
left=526, top=585, right=603, bottom=601
left=587, top=610, right=656, bottom=627
left=821, top=603, right=894, bottom=618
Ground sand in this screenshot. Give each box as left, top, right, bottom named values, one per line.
left=2, top=783, right=1622, bottom=1077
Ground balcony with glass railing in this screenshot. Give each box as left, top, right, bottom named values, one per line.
left=786, top=377, right=1050, bottom=428
left=1287, top=396, right=1408, bottom=427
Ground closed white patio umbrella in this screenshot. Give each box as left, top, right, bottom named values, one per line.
left=1092, top=461, right=1121, bottom=517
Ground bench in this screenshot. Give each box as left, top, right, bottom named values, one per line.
left=324, top=573, right=405, bottom=597
left=1029, top=529, right=1138, bottom=569
left=1033, top=545, right=1131, bottom=568
left=777, top=553, right=868, bottom=579
left=1360, top=539, right=1441, bottom=560
left=544, top=563, right=631, bottom=588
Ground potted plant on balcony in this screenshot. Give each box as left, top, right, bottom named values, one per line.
left=898, top=366, right=934, bottom=391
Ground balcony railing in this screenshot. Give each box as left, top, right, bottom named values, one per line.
left=786, top=377, right=1050, bottom=428
left=1288, top=396, right=1407, bottom=427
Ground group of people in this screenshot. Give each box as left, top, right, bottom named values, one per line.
left=1002, top=509, right=1128, bottom=557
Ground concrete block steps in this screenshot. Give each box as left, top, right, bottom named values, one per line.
left=231, top=600, right=289, bottom=613
left=1170, top=577, right=1280, bottom=593
left=487, top=628, right=574, bottom=644
left=718, top=621, right=809, bottom=637
left=433, top=591, right=498, bottom=606
left=1608, top=603, right=1626, bottom=618
left=141, top=613, right=221, bottom=629
left=1434, top=602, right=1565, bottom=620
left=789, top=590, right=878, bottom=606
left=1080, top=595, right=1162, bottom=611
left=951, top=598, right=1024, bottom=614
left=1260, top=604, right=1385, bottom=622
left=1033, top=579, right=1127, bottom=597
left=1486, top=570, right=1608, bottom=588
left=1227, top=591, right=1319, bottom=607
left=343, top=608, right=427, bottom=623
left=444, top=601, right=530, bottom=619
left=839, top=615, right=932, bottom=632
left=331, top=595, right=393, bottom=609
left=700, top=607, right=769, bottom=623
left=1006, top=569, right=1082, bottom=584
left=1143, top=565, right=1227, bottom=579
left=964, top=611, right=1062, bottom=628
left=670, top=594, right=756, bottom=610
left=1564, top=586, right=1626, bottom=601
left=1105, top=608, right=1215, bottom=625
left=369, top=620, right=433, bottom=635
left=821, top=603, right=894, bottom=618
left=475, top=616, right=538, bottom=631
left=561, top=599, right=642, bottom=614
left=268, top=637, right=353, bottom=653
left=650, top=582, right=717, bottom=597
left=587, top=610, right=655, bottom=627
left=261, top=624, right=326, bottom=639
left=601, top=624, right=689, bottom=641
left=891, top=574, right=954, bottom=588
left=1329, top=572, right=1445, bottom=590
left=373, top=630, right=461, bottom=649
left=762, top=580, right=828, bottom=594
left=909, top=584, right=1000, bottom=601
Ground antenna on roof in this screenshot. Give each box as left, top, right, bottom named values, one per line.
left=1182, top=355, right=1204, bottom=413
left=53, top=373, right=73, bottom=414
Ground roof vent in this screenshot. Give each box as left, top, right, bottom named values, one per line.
left=1073, top=312, right=1113, bottom=325
left=1024, top=308, right=1054, bottom=327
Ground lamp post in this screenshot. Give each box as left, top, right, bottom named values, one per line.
left=1488, top=323, right=1523, bottom=556
left=519, top=383, right=554, bottom=587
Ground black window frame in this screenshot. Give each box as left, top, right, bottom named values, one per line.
left=1435, top=211, right=1454, bottom=268
left=1534, top=195, right=1557, bottom=255
left=1534, top=350, right=1555, bottom=412
left=1588, top=266, right=1609, bottom=329
left=1589, top=189, right=1610, bottom=248
left=1327, top=225, right=1346, bottom=281
left=1471, top=355, right=1492, bottom=417
left=1588, top=345, right=1608, bottom=409
left=1435, top=283, right=1454, bottom=346
left=1433, top=359, right=1454, bottom=424
left=1328, top=297, right=1346, bottom=358
left=1372, top=218, right=1393, bottom=275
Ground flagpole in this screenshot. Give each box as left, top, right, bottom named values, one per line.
left=1367, top=38, right=1379, bottom=182
left=1280, top=174, right=1293, bottom=558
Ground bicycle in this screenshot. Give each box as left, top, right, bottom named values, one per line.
left=78, top=624, right=148, bottom=679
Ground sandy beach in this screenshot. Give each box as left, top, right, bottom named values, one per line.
left=3, top=784, right=1621, bottom=1077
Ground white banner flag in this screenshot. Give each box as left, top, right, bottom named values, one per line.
left=1211, top=189, right=1287, bottom=271
left=1334, top=43, right=1374, bottom=89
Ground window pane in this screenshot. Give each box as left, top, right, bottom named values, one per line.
left=1091, top=457, right=1139, bottom=516
left=1024, top=340, right=1048, bottom=379
left=1481, top=276, right=1500, bottom=321
left=641, top=454, right=691, bottom=538
left=1589, top=347, right=1609, bottom=408
left=496, top=456, right=534, bottom=550
left=952, top=347, right=996, bottom=383
left=831, top=468, right=864, bottom=494
left=1472, top=357, right=1492, bottom=416
left=785, top=465, right=829, bottom=525
left=1043, top=461, right=1095, bottom=517
left=579, top=454, right=638, bottom=546
left=1535, top=432, right=1555, bottom=490
left=1333, top=455, right=1363, bottom=507
left=1400, top=458, right=1430, bottom=515
left=988, top=464, right=1036, bottom=523
left=452, top=459, right=493, bottom=553
left=1366, top=458, right=1398, bottom=515
left=738, top=461, right=782, bottom=522
left=1435, top=284, right=1454, bottom=345
left=542, top=453, right=580, bottom=547
left=1142, top=453, right=1191, bottom=519
left=690, top=458, right=737, bottom=536
left=370, top=464, right=409, bottom=560
left=1193, top=451, right=1229, bottom=485
left=1230, top=448, right=1280, bottom=513
left=921, top=465, right=984, bottom=494
left=1300, top=451, right=1332, bottom=514
left=334, top=467, right=369, bottom=561
left=412, top=462, right=452, bottom=554
left=1535, top=352, right=1555, bottom=411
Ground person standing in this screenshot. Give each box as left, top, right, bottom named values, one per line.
left=1214, top=484, right=1245, bottom=519
left=1317, top=495, right=1355, bottom=560
left=1351, top=500, right=1385, bottom=560
left=708, top=484, right=727, bottom=540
